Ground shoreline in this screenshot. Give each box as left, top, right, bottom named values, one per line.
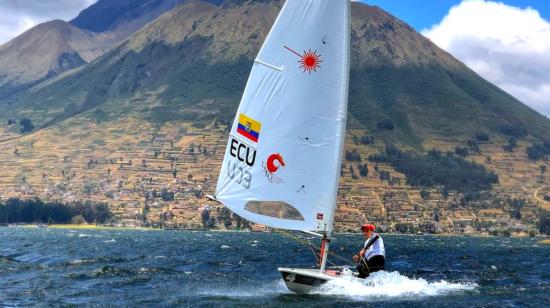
left=5, top=224, right=158, bottom=231
left=2, top=224, right=549, bottom=239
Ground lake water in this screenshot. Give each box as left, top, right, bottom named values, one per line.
left=0, top=228, right=548, bottom=307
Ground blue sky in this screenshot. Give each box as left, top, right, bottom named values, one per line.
left=360, top=0, right=550, bottom=31
left=359, top=0, right=550, bottom=116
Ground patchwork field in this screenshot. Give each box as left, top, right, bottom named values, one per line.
left=0, top=95, right=547, bottom=235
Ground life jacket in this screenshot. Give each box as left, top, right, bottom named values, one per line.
left=364, top=234, right=380, bottom=251
left=362, top=234, right=381, bottom=260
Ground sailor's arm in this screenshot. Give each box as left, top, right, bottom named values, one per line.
left=352, top=248, right=366, bottom=263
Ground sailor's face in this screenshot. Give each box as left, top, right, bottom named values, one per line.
left=363, top=230, right=372, bottom=239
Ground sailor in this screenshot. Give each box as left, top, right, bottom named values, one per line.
left=353, top=223, right=385, bottom=278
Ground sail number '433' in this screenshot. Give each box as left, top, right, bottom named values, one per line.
left=227, top=137, right=256, bottom=189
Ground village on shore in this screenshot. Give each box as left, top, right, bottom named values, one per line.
left=0, top=117, right=548, bottom=237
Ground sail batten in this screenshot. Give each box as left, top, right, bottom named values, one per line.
left=254, top=59, right=283, bottom=71
left=215, top=0, right=350, bottom=231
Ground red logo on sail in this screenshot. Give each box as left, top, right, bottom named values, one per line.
left=284, top=45, right=323, bottom=73
left=263, top=153, right=285, bottom=183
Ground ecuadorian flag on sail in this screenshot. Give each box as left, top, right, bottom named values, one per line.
left=237, top=113, right=261, bottom=143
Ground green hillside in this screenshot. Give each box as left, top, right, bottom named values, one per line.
left=2, top=0, right=549, bottom=146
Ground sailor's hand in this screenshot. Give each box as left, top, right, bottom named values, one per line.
left=359, top=249, right=365, bottom=257
left=352, top=254, right=360, bottom=263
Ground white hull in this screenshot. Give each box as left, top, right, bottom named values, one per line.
left=278, top=267, right=355, bottom=294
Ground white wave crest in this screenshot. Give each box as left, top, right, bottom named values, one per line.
left=314, top=271, right=477, bottom=298
left=199, top=280, right=289, bottom=297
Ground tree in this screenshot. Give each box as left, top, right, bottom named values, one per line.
left=526, top=141, right=550, bottom=161
left=201, top=208, right=215, bottom=229
left=350, top=165, right=358, bottom=179
left=71, top=215, right=86, bottom=225
left=454, top=147, right=469, bottom=157
left=161, top=188, right=174, bottom=201
left=359, top=164, right=369, bottom=177
left=499, top=125, right=527, bottom=138
left=83, top=181, right=97, bottom=195
left=232, top=213, right=250, bottom=230
left=475, top=132, right=490, bottom=142
left=467, top=139, right=480, bottom=153
left=503, top=138, right=518, bottom=152
left=379, top=170, right=391, bottom=181
left=201, top=208, right=210, bottom=228
left=92, top=203, right=112, bottom=224
left=420, top=190, right=430, bottom=200
left=19, top=118, right=34, bottom=133
left=345, top=150, right=361, bottom=162
left=538, top=210, right=550, bottom=235
left=508, top=198, right=525, bottom=220
left=360, top=135, right=374, bottom=145
left=377, top=119, right=394, bottom=131
left=0, top=198, right=111, bottom=224
left=442, top=188, right=449, bottom=199
left=218, top=207, right=232, bottom=229
left=369, top=146, right=498, bottom=193
left=141, top=204, right=150, bottom=222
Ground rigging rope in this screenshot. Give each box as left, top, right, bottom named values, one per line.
left=273, top=230, right=357, bottom=267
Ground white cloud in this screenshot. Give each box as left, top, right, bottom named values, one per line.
left=0, top=0, right=97, bottom=45
left=422, top=0, right=550, bottom=117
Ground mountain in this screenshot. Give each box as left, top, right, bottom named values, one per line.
left=2, top=0, right=279, bottom=127
left=0, top=20, right=112, bottom=96
left=0, top=0, right=547, bottom=234
left=71, top=0, right=222, bottom=41
left=5, top=0, right=549, bottom=145
left=348, top=4, right=550, bottom=145
left=0, top=0, right=224, bottom=99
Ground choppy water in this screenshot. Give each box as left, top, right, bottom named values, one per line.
left=0, top=228, right=548, bottom=307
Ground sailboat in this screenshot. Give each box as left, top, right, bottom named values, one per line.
left=210, top=0, right=352, bottom=293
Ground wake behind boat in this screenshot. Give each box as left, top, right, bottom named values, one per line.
left=210, top=0, right=354, bottom=293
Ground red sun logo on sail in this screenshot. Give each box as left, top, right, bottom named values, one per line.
left=263, top=153, right=285, bottom=183
left=284, top=45, right=323, bottom=73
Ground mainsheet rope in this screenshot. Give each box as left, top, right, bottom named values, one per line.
left=273, top=230, right=357, bottom=267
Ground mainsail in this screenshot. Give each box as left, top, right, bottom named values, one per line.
left=215, top=0, right=350, bottom=232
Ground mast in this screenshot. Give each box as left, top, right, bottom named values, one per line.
left=319, top=231, right=331, bottom=272
left=318, top=0, right=351, bottom=273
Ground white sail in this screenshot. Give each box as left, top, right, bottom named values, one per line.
left=215, top=0, right=350, bottom=232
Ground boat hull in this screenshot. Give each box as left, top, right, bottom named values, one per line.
left=278, top=267, right=354, bottom=294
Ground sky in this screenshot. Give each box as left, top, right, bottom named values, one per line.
left=0, top=0, right=96, bottom=44
left=364, top=0, right=550, bottom=117
left=0, top=0, right=548, bottom=116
